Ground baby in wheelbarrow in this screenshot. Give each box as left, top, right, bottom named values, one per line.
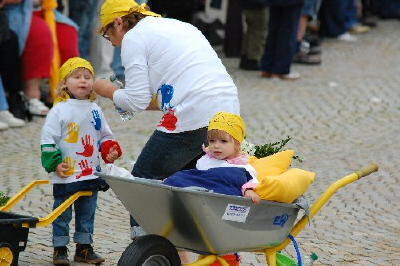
left=163, top=111, right=315, bottom=204
left=163, top=112, right=262, bottom=203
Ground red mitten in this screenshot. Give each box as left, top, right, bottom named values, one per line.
left=101, top=140, right=122, bottom=163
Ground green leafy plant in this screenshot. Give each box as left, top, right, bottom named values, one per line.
left=0, top=191, right=9, bottom=207
left=254, top=136, right=303, bottom=162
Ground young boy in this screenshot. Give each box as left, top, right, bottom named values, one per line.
left=40, top=57, right=122, bottom=265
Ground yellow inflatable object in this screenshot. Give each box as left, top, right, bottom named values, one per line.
left=255, top=168, right=315, bottom=203
left=249, top=150, right=295, bottom=176
left=249, top=150, right=315, bottom=203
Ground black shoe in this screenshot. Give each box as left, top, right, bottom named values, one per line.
left=308, top=45, right=322, bottom=55
left=74, top=244, right=105, bottom=264
left=239, top=57, right=260, bottom=70
left=361, top=18, right=377, bottom=28
left=53, top=246, right=70, bottom=265
left=293, top=52, right=321, bottom=65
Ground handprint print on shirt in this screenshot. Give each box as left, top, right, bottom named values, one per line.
left=64, top=122, right=80, bottom=143
left=158, top=84, right=174, bottom=112
left=76, top=159, right=93, bottom=179
left=62, top=156, right=77, bottom=176
left=76, top=135, right=94, bottom=157
left=91, top=110, right=102, bottom=130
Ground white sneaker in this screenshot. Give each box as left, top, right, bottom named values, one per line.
left=28, top=98, right=49, bottom=116
left=0, top=110, right=25, bottom=127
left=0, top=121, right=8, bottom=131
left=337, top=32, right=357, bottom=42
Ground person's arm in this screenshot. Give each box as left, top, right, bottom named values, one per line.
left=113, top=31, right=155, bottom=112
left=95, top=106, right=123, bottom=163
left=93, top=79, right=118, bottom=100
left=40, top=108, right=63, bottom=173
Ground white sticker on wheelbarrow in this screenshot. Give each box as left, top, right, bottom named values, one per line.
left=222, top=204, right=250, bottom=223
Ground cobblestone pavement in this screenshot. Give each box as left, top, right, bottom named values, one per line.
left=1, top=20, right=400, bottom=266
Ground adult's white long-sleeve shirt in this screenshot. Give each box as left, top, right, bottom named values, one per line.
left=113, top=16, right=240, bottom=133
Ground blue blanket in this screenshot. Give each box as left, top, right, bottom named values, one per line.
left=163, top=167, right=252, bottom=196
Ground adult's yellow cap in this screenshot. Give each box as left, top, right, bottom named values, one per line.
left=100, top=0, right=161, bottom=32
left=58, top=57, right=94, bottom=83
left=208, top=112, right=246, bottom=143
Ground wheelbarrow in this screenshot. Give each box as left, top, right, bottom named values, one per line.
left=0, top=180, right=93, bottom=266
left=97, top=163, right=379, bottom=265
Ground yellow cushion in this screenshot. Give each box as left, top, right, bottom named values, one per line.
left=254, top=168, right=316, bottom=203
left=249, top=149, right=295, bottom=177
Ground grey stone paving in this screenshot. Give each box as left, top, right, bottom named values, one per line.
left=1, top=20, right=400, bottom=265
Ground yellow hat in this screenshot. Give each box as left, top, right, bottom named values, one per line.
left=59, top=57, right=94, bottom=83
left=208, top=112, right=246, bottom=143
left=100, top=0, right=161, bottom=32
left=54, top=57, right=95, bottom=105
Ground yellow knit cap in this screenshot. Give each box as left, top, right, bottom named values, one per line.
left=100, top=0, right=161, bottom=32
left=59, top=57, right=94, bottom=83
left=208, top=112, right=246, bottom=143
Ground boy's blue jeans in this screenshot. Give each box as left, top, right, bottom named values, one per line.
left=52, top=191, right=98, bottom=247
left=0, top=77, right=9, bottom=111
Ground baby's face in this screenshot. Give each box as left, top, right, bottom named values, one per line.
left=208, top=132, right=238, bottom=160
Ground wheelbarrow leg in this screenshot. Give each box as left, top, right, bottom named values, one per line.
left=265, top=249, right=277, bottom=266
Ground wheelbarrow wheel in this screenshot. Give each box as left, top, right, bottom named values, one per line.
left=117, top=234, right=181, bottom=266
left=0, top=243, right=14, bottom=266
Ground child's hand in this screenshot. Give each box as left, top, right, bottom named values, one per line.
left=244, top=189, right=261, bottom=204
left=106, top=144, right=121, bottom=163
left=56, top=163, right=70, bottom=178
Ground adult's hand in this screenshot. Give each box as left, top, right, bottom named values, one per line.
left=93, top=79, right=118, bottom=100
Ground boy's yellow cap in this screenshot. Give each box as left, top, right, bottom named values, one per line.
left=100, top=0, right=160, bottom=32
left=59, top=57, right=94, bottom=82
left=208, top=112, right=246, bottom=143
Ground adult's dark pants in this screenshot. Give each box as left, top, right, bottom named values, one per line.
left=260, top=2, right=302, bottom=75
left=377, top=0, right=400, bottom=18
left=0, top=30, right=27, bottom=120
left=129, top=128, right=208, bottom=227
left=319, top=0, right=348, bottom=37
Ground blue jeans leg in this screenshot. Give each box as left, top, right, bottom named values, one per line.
left=0, top=77, right=9, bottom=111
left=345, top=0, right=358, bottom=30
left=68, top=0, right=98, bottom=59
left=73, top=192, right=98, bottom=244
left=53, top=196, right=72, bottom=247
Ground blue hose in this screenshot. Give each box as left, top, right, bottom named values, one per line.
left=288, top=234, right=302, bottom=266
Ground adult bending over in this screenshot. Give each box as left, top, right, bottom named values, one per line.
left=94, top=0, right=240, bottom=237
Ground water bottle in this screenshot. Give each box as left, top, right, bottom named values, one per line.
left=109, top=75, right=134, bottom=121
left=302, top=252, right=318, bottom=266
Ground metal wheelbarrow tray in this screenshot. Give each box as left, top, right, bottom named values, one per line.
left=98, top=173, right=300, bottom=255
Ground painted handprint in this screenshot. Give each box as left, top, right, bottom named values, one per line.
left=91, top=110, right=102, bottom=130
left=158, top=84, right=174, bottom=112
left=62, top=156, right=76, bottom=176
left=64, top=122, right=80, bottom=143
left=76, top=159, right=93, bottom=179
left=76, top=135, right=94, bottom=157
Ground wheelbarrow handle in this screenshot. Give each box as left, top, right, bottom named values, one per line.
left=356, top=163, right=379, bottom=178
